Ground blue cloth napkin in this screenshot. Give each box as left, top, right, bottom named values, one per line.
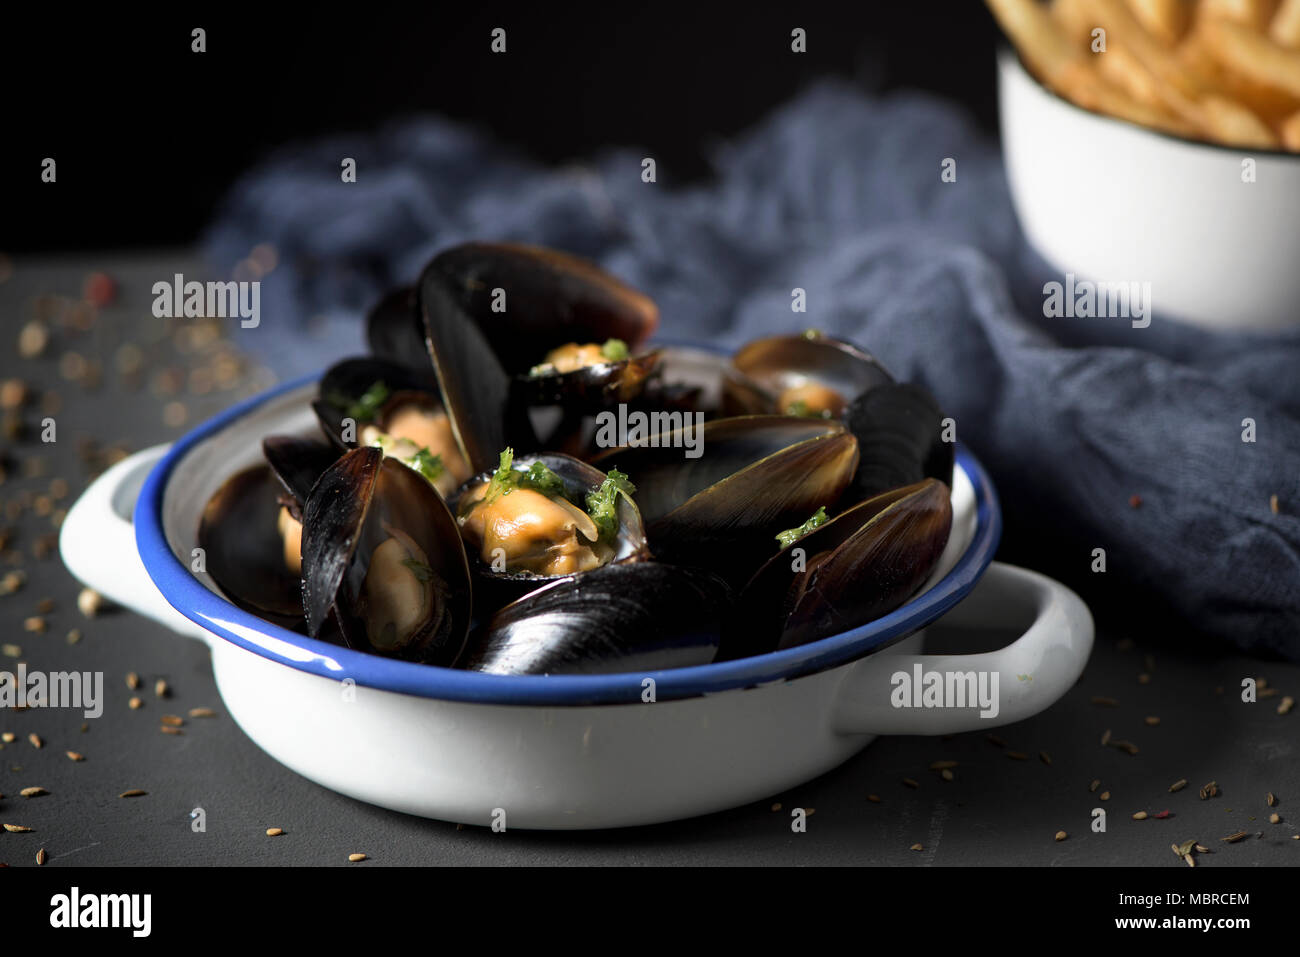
left=204, top=82, right=1300, bottom=660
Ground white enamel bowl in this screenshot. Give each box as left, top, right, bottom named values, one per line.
left=61, top=346, right=1093, bottom=829
left=999, top=48, right=1300, bottom=332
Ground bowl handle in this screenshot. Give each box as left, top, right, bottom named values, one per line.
left=831, top=562, right=1093, bottom=735
left=59, top=444, right=211, bottom=644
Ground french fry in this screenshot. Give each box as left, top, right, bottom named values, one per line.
left=1280, top=107, right=1300, bottom=146
left=1197, top=17, right=1300, bottom=97
left=1197, top=0, right=1281, bottom=32
left=1271, top=0, right=1300, bottom=46
left=1201, top=95, right=1282, bottom=143
left=986, top=0, right=1086, bottom=86
left=1180, top=25, right=1300, bottom=117
left=1126, top=0, right=1192, bottom=44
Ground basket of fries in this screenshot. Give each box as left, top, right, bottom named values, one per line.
left=989, top=0, right=1300, bottom=331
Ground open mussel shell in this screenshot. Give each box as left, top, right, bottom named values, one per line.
left=450, top=452, right=649, bottom=609
left=591, top=415, right=859, bottom=583
left=723, top=331, right=893, bottom=418
left=513, top=347, right=664, bottom=413
left=301, top=447, right=472, bottom=665
left=198, top=465, right=308, bottom=630
left=364, top=285, right=424, bottom=368
left=262, top=435, right=339, bottom=511
left=312, top=356, right=439, bottom=450
left=845, top=383, right=954, bottom=503
left=457, top=562, right=730, bottom=675
left=424, top=242, right=659, bottom=372
left=724, top=479, right=953, bottom=660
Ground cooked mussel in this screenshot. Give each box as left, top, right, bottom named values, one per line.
left=451, top=449, right=648, bottom=606
left=723, top=478, right=952, bottom=659
left=723, top=331, right=892, bottom=418
left=364, top=284, right=423, bottom=368
left=261, top=435, right=341, bottom=577
left=591, top=415, right=859, bottom=583
left=301, top=446, right=472, bottom=664
left=844, top=382, right=954, bottom=502
left=312, top=356, right=471, bottom=497
left=198, top=465, right=308, bottom=629
left=458, top=562, right=730, bottom=675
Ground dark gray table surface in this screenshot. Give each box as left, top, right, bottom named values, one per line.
left=1, top=253, right=1296, bottom=867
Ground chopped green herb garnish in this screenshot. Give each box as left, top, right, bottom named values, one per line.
left=775, top=506, right=829, bottom=549
left=600, top=338, right=629, bottom=362
left=586, top=469, right=636, bottom=543
left=328, top=380, right=390, bottom=421
left=481, top=448, right=567, bottom=503
left=785, top=399, right=809, bottom=417
left=401, top=558, right=435, bottom=584
left=520, top=460, right=567, bottom=498
left=484, top=447, right=517, bottom=503
left=410, top=447, right=445, bottom=483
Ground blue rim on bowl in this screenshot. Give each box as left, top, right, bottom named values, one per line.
left=135, top=368, right=1002, bottom=705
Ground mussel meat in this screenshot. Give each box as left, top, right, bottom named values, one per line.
left=723, top=330, right=892, bottom=418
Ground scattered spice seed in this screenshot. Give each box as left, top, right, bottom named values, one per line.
left=188, top=707, right=216, bottom=718
left=1154, top=810, right=1172, bottom=819
left=36, top=848, right=46, bottom=866
left=1089, top=779, right=1101, bottom=792
left=1, top=733, right=13, bottom=743
left=1200, top=782, right=1219, bottom=800
left=1101, top=729, right=1112, bottom=747
left=1133, top=811, right=1149, bottom=820
left=3, top=824, right=32, bottom=832
left=160, top=715, right=183, bottom=727
left=1221, top=831, right=1249, bottom=843
left=23, top=616, right=45, bottom=633
left=1129, top=494, right=1142, bottom=508
left=1267, top=792, right=1277, bottom=806
left=1174, top=839, right=1196, bottom=857
left=34, top=597, right=53, bottom=614
left=19, top=787, right=48, bottom=798
left=65, top=751, right=83, bottom=762
left=985, top=734, right=1006, bottom=748
left=1, top=643, right=19, bottom=658
left=155, top=679, right=169, bottom=699
left=1101, top=791, right=1111, bottom=801
left=27, top=733, right=41, bottom=749
left=770, top=803, right=781, bottom=812
left=348, top=853, right=367, bottom=862
left=1170, top=779, right=1188, bottom=793
left=77, top=588, right=103, bottom=618
left=125, top=672, right=140, bottom=690
left=929, top=760, right=958, bottom=770
left=1184, top=853, right=1196, bottom=867
left=1280, top=696, right=1295, bottom=716
left=160, top=726, right=182, bottom=736
left=1112, top=740, right=1140, bottom=756
left=128, top=697, right=142, bottom=710
left=1271, top=494, right=1280, bottom=515
left=1054, top=830, right=1067, bottom=842
left=941, top=769, right=954, bottom=782
left=65, top=629, right=81, bottom=644
left=902, top=778, right=919, bottom=789
left=1005, top=751, right=1029, bottom=761
left=118, top=789, right=146, bottom=798
left=909, top=843, right=923, bottom=852
left=867, top=794, right=881, bottom=804
left=1270, top=813, right=1281, bottom=824
left=1091, top=696, right=1119, bottom=707
left=1040, top=751, right=1052, bottom=765
left=1144, top=716, right=1160, bottom=726
left=266, top=828, right=284, bottom=837
left=1195, top=844, right=1210, bottom=854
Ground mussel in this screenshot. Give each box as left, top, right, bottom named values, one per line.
left=364, top=284, right=424, bottom=368
left=722, top=330, right=892, bottom=418
left=261, top=435, right=341, bottom=577
left=591, top=415, right=860, bottom=584
left=197, top=464, right=309, bottom=629
left=312, top=356, right=471, bottom=497
left=451, top=449, right=648, bottom=605
left=724, top=478, right=953, bottom=658
left=458, top=562, right=730, bottom=675
left=844, top=383, right=954, bottom=502
left=301, top=446, right=472, bottom=664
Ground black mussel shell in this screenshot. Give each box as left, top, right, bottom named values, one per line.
left=513, top=348, right=664, bottom=413
left=450, top=452, right=649, bottom=610
left=311, top=356, right=440, bottom=451
left=591, top=415, right=859, bottom=584
left=301, top=446, right=472, bottom=664
left=262, top=435, right=340, bottom=511
left=365, top=285, right=425, bottom=368
left=198, top=464, right=307, bottom=629
left=845, top=383, right=954, bottom=503
left=458, top=562, right=730, bottom=675
left=424, top=242, right=659, bottom=374
left=723, top=332, right=893, bottom=418
left=724, top=479, right=952, bottom=659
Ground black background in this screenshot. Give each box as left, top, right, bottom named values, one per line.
left=1, top=4, right=1001, bottom=252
